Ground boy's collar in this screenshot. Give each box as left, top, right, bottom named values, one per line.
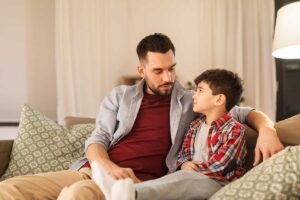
left=199, top=112, right=232, bottom=128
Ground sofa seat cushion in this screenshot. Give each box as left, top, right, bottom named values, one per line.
left=0, top=104, right=95, bottom=180
left=210, top=145, right=300, bottom=200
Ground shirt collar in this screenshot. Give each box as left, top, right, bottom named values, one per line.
left=195, top=112, right=232, bottom=129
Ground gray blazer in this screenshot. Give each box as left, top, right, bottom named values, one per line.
left=70, top=80, right=252, bottom=173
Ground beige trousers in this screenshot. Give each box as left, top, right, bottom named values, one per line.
left=0, top=168, right=105, bottom=200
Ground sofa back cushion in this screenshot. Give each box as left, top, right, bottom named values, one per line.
left=0, top=104, right=95, bottom=180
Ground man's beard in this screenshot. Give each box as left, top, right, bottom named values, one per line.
left=146, top=82, right=174, bottom=96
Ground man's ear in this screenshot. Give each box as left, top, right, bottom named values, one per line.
left=137, top=64, right=145, bottom=78
left=215, top=94, right=226, bottom=106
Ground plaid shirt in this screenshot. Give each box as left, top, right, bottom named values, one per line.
left=177, top=113, right=247, bottom=181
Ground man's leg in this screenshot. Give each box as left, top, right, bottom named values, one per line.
left=134, top=170, right=224, bottom=200
left=57, top=167, right=105, bottom=200
left=0, top=168, right=92, bottom=200
left=58, top=179, right=105, bottom=200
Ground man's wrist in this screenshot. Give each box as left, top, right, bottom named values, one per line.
left=258, top=125, right=276, bottom=135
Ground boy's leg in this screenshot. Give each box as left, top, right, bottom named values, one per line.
left=0, top=168, right=93, bottom=200
left=135, top=170, right=223, bottom=200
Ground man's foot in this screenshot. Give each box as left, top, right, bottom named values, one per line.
left=91, top=161, right=116, bottom=200
left=111, top=178, right=135, bottom=200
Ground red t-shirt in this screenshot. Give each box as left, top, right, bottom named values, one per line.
left=84, top=93, right=172, bottom=181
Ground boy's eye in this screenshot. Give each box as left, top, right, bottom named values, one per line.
left=196, top=88, right=203, bottom=93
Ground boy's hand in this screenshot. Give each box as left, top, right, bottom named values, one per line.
left=181, top=161, right=200, bottom=172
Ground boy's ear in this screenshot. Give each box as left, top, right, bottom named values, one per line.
left=215, top=94, right=226, bottom=106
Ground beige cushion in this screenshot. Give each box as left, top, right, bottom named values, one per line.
left=0, top=105, right=95, bottom=180
left=275, top=114, right=300, bottom=146
left=210, top=145, right=300, bottom=200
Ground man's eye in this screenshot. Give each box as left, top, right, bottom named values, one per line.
left=154, top=70, right=162, bottom=74
left=169, top=67, right=175, bottom=71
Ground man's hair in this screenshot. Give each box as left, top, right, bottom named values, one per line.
left=136, top=33, right=175, bottom=61
left=194, top=69, right=244, bottom=111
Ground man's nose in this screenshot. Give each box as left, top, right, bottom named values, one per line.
left=163, top=71, right=172, bottom=82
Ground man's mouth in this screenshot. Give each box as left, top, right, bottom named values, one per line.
left=160, top=83, right=173, bottom=90
left=161, top=85, right=172, bottom=90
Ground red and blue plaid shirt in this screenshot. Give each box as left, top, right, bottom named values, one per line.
left=177, top=112, right=247, bottom=181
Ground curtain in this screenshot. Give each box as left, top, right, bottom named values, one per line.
left=55, top=0, right=130, bottom=123
left=55, top=0, right=276, bottom=122
left=196, top=0, right=276, bottom=120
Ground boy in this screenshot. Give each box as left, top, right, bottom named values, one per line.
left=177, top=68, right=246, bottom=181
left=92, top=68, right=247, bottom=200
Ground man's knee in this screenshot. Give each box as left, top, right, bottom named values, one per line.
left=0, top=177, right=36, bottom=200
left=58, top=179, right=105, bottom=200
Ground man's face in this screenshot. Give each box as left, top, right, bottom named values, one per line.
left=137, top=50, right=176, bottom=96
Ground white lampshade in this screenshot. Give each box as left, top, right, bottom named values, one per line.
left=272, top=1, right=300, bottom=59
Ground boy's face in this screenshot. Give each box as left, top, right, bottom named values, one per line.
left=137, top=50, right=176, bottom=96
left=192, top=81, right=220, bottom=114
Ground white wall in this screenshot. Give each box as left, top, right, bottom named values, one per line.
left=0, top=0, right=56, bottom=122
left=0, top=0, right=27, bottom=122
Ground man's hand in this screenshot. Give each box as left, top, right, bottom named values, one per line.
left=106, top=165, right=141, bottom=183
left=246, top=110, right=284, bottom=166
left=86, top=144, right=141, bottom=183
left=253, top=126, right=284, bottom=166
left=181, top=161, right=200, bottom=172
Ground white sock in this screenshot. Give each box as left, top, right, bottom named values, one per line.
left=91, top=161, right=116, bottom=200
left=111, top=178, right=135, bottom=200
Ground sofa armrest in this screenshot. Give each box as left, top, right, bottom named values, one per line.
left=64, top=116, right=96, bottom=128
left=0, top=140, right=13, bottom=177
left=275, top=114, right=300, bottom=146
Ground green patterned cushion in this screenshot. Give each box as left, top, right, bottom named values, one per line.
left=0, top=104, right=95, bottom=180
left=210, top=146, right=300, bottom=200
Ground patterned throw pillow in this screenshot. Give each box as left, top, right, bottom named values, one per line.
left=0, top=104, right=95, bottom=180
left=210, top=146, right=300, bottom=200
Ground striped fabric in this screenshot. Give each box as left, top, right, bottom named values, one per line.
left=177, top=113, right=247, bottom=181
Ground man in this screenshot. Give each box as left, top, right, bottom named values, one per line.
left=0, top=33, right=283, bottom=200
left=93, top=69, right=249, bottom=200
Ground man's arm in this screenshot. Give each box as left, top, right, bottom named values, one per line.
left=86, top=144, right=140, bottom=183
left=85, top=87, right=140, bottom=183
left=247, top=110, right=284, bottom=166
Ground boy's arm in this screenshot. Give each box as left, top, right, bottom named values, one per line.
left=177, top=124, right=195, bottom=168
left=247, top=110, right=284, bottom=166
left=196, top=125, right=246, bottom=176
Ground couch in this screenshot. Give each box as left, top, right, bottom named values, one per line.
left=0, top=111, right=300, bottom=198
